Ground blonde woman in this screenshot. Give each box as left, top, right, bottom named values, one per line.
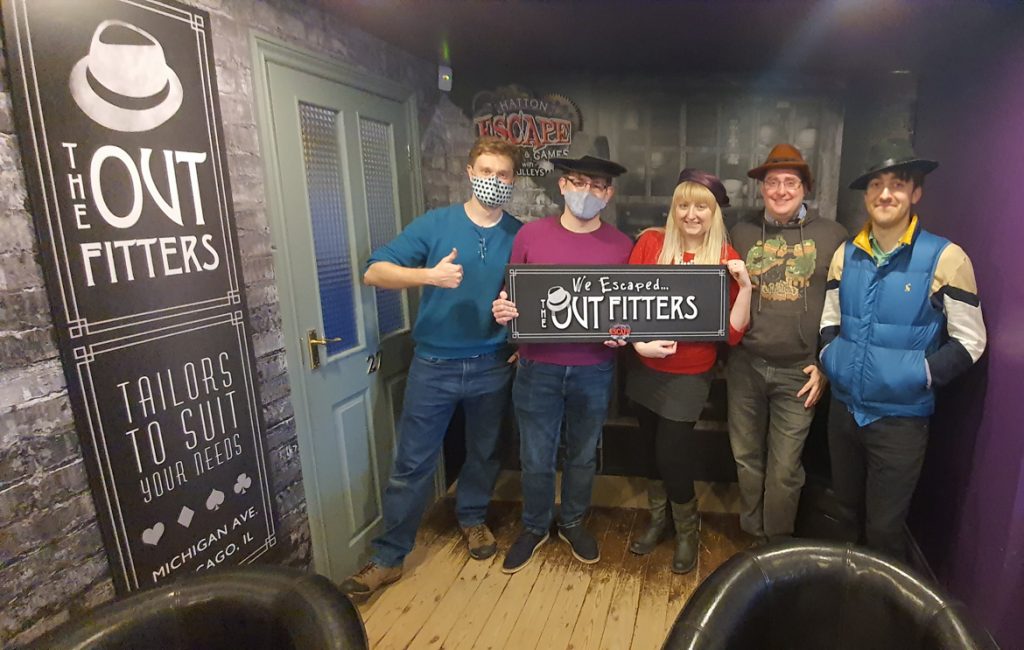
left=626, top=168, right=752, bottom=573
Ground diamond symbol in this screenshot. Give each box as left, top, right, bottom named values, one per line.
left=177, top=506, right=195, bottom=528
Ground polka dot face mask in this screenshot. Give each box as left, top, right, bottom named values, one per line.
left=470, top=175, right=514, bottom=208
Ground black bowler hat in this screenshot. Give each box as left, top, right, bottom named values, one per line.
left=550, top=155, right=628, bottom=178
left=849, top=139, right=939, bottom=190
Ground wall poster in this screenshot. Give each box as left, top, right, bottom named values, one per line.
left=3, top=0, right=278, bottom=593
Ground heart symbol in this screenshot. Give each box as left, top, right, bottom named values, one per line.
left=234, top=473, right=253, bottom=495
left=206, top=488, right=225, bottom=511
left=141, top=522, right=164, bottom=546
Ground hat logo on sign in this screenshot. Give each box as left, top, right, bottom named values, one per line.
left=69, top=20, right=184, bottom=132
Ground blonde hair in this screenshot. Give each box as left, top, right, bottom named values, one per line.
left=657, top=181, right=728, bottom=265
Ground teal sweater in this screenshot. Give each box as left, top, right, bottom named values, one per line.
left=368, top=204, right=521, bottom=359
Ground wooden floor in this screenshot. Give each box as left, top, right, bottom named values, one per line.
left=356, top=498, right=755, bottom=649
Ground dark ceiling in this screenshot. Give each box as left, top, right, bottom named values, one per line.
left=325, top=0, right=1022, bottom=77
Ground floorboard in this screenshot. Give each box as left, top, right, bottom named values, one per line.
left=357, top=498, right=754, bottom=649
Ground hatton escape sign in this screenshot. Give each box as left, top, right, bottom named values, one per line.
left=4, top=0, right=278, bottom=592
left=472, top=86, right=582, bottom=177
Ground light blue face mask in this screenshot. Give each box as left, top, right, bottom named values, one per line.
left=564, top=189, right=608, bottom=220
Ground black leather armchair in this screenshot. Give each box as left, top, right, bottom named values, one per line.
left=664, top=542, right=998, bottom=650
left=25, top=566, right=367, bottom=649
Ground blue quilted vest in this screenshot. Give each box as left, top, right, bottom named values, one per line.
left=821, top=228, right=949, bottom=425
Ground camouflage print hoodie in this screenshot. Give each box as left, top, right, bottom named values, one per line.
left=729, top=206, right=848, bottom=366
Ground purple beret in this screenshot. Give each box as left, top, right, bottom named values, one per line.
left=676, top=168, right=730, bottom=208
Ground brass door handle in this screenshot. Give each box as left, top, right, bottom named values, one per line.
left=307, top=329, right=341, bottom=370
left=309, top=336, right=342, bottom=346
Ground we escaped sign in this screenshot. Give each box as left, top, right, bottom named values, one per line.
left=506, top=265, right=730, bottom=342
left=4, top=0, right=277, bottom=593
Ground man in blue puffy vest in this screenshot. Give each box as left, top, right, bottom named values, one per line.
left=818, top=139, right=987, bottom=560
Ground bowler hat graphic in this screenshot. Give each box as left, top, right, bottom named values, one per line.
left=69, top=20, right=183, bottom=132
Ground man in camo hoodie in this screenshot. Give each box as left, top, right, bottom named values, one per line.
left=726, top=144, right=847, bottom=544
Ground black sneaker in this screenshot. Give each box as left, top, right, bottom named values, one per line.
left=558, top=524, right=600, bottom=564
left=502, top=530, right=549, bottom=574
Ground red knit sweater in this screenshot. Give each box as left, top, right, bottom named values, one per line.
left=628, top=230, right=745, bottom=375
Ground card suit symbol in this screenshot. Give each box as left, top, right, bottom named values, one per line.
left=177, top=506, right=195, bottom=528
left=141, top=522, right=164, bottom=546
left=206, top=488, right=225, bottom=511
left=234, top=473, right=252, bottom=495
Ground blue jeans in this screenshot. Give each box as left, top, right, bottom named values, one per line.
left=371, top=351, right=513, bottom=568
left=513, top=358, right=614, bottom=535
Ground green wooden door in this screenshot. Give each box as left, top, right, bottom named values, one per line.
left=262, top=56, right=417, bottom=581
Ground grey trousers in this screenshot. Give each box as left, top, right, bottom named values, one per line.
left=726, top=347, right=816, bottom=538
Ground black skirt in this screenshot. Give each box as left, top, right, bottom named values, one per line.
left=626, top=361, right=712, bottom=423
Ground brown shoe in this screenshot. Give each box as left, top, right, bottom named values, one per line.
left=461, top=523, right=497, bottom=560
left=339, top=562, right=401, bottom=602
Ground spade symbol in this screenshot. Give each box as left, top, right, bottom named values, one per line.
left=206, top=488, right=225, bottom=511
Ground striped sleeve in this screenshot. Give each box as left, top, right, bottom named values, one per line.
left=926, top=244, right=987, bottom=387
left=818, top=242, right=845, bottom=355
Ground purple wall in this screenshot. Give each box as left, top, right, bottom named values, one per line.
left=909, top=27, right=1024, bottom=648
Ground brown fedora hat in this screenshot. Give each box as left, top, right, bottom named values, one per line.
left=747, top=143, right=813, bottom=192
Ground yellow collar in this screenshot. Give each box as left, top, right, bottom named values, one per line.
left=853, top=215, right=918, bottom=255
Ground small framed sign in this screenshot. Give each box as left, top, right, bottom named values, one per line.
left=506, top=265, right=730, bottom=342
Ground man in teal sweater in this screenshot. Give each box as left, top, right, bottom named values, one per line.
left=340, top=137, right=523, bottom=600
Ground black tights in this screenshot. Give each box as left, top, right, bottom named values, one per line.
left=635, top=404, right=698, bottom=504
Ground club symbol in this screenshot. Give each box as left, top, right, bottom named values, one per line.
left=234, top=473, right=253, bottom=495
left=141, top=522, right=164, bottom=546
left=206, top=488, right=225, bottom=511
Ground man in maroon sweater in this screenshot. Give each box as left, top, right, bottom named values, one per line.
left=492, top=155, right=633, bottom=573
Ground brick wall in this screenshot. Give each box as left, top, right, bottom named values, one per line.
left=0, top=0, right=453, bottom=644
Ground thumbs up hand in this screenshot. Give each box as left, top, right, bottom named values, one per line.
left=429, top=248, right=464, bottom=288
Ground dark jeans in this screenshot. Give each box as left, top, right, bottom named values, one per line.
left=513, top=358, right=614, bottom=535
left=371, top=351, right=513, bottom=568
left=828, top=396, right=929, bottom=560
left=634, top=404, right=699, bottom=504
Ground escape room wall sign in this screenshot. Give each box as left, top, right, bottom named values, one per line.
left=472, top=85, right=582, bottom=177
left=506, top=265, right=730, bottom=342
left=4, top=0, right=277, bottom=593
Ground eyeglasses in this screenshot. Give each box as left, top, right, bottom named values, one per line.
left=564, top=175, right=611, bottom=192
left=763, top=178, right=802, bottom=192
left=477, top=234, right=487, bottom=261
